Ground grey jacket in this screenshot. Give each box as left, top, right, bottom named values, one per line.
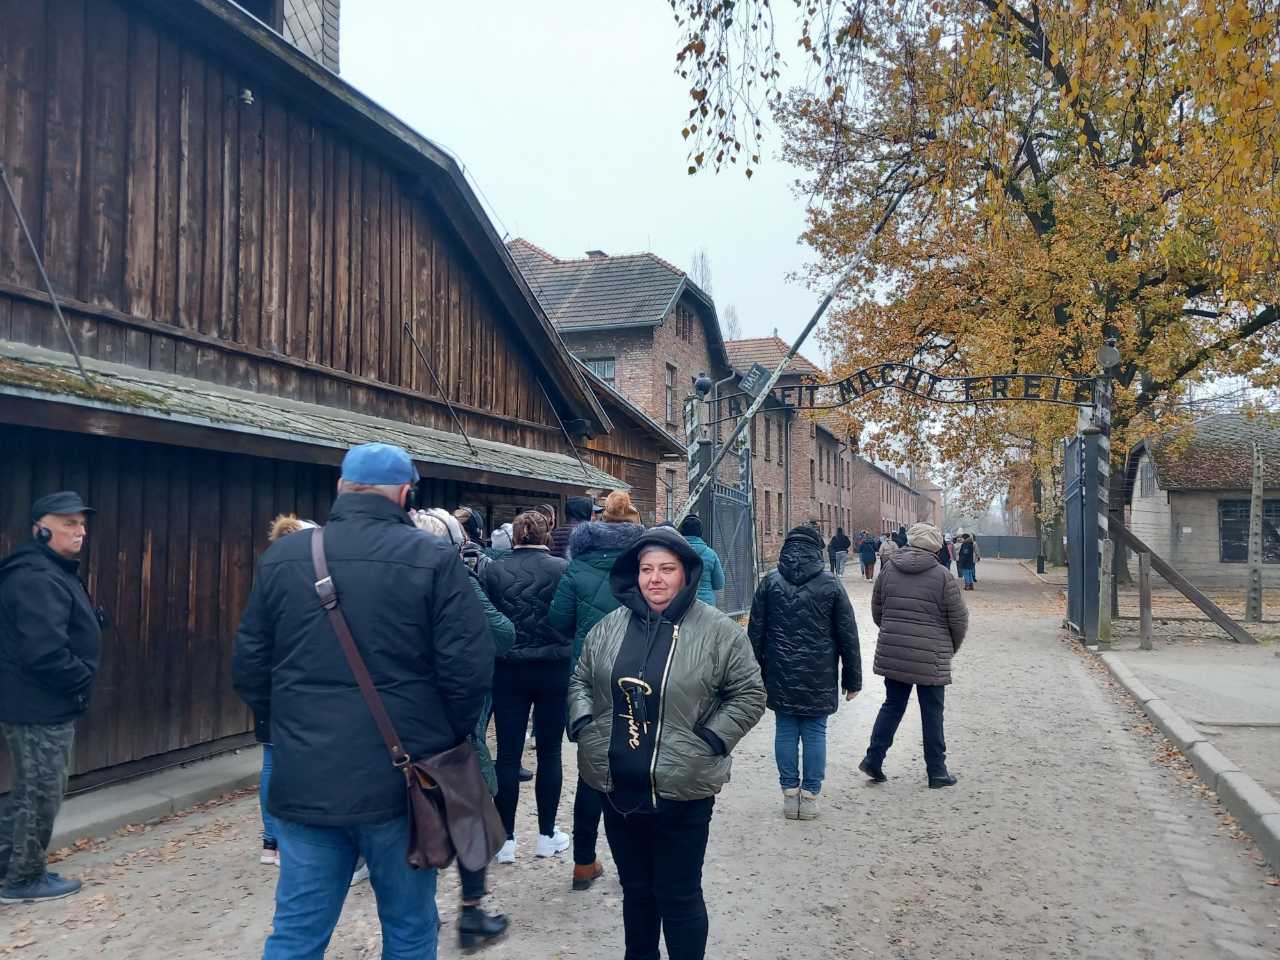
left=872, top=546, right=968, bottom=685
left=568, top=593, right=765, bottom=802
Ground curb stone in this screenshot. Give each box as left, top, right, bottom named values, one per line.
left=1096, top=651, right=1280, bottom=871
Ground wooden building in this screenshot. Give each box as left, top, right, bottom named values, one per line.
left=0, top=0, right=621, bottom=792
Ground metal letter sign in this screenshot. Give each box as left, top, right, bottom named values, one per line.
left=685, top=397, right=703, bottom=485
left=739, top=363, right=771, bottom=400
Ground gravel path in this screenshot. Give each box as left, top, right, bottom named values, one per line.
left=2, top=560, right=1277, bottom=959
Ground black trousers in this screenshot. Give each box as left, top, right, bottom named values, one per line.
left=492, top=659, right=569, bottom=838
left=864, top=678, right=948, bottom=778
left=602, top=796, right=714, bottom=960
left=573, top=776, right=603, bottom=866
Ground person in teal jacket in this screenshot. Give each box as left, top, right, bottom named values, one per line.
left=547, top=492, right=645, bottom=891
left=679, top=514, right=726, bottom=607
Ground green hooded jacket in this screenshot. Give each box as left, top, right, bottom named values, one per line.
left=548, top=521, right=645, bottom=662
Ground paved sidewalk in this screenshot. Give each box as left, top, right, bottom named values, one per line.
left=1, top=560, right=1276, bottom=958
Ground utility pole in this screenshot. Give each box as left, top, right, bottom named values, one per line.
left=1245, top=440, right=1264, bottom=623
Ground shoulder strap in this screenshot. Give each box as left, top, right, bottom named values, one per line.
left=310, top=528, right=411, bottom=768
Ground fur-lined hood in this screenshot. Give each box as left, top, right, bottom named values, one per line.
left=568, top=520, right=646, bottom=559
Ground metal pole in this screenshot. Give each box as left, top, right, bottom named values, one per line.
left=1246, top=440, right=1264, bottom=622
left=0, top=163, right=93, bottom=386
left=675, top=180, right=913, bottom=526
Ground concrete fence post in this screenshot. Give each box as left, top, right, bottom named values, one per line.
left=1139, top=550, right=1153, bottom=651
left=1097, top=538, right=1113, bottom=649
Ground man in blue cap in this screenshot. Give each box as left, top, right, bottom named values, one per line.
left=235, top=443, right=495, bottom=958
left=0, top=491, right=103, bottom=904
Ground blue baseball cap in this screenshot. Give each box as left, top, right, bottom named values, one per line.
left=340, top=443, right=419, bottom=485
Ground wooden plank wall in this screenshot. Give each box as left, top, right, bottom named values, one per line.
left=0, top=423, right=338, bottom=792
left=0, top=0, right=561, bottom=451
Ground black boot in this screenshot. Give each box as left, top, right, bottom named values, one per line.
left=518, top=766, right=534, bottom=782
left=858, top=758, right=887, bottom=783
left=459, top=905, right=509, bottom=951
left=928, top=772, right=958, bottom=789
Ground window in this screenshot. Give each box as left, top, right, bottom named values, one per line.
left=665, top=469, right=676, bottom=519
left=777, top=492, right=784, bottom=534
left=764, top=419, right=772, bottom=461
left=585, top=357, right=616, bottom=385
left=778, top=421, right=784, bottom=466
left=664, top=364, right=677, bottom=424
left=764, top=488, right=772, bottom=533
left=750, top=416, right=757, bottom=456
left=1218, top=499, right=1280, bottom=563
left=810, top=459, right=816, bottom=497
left=1138, top=458, right=1156, bottom=499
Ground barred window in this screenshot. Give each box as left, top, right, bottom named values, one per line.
left=1138, top=458, right=1156, bottom=498
left=1219, top=499, right=1280, bottom=563
left=664, top=364, right=677, bottom=424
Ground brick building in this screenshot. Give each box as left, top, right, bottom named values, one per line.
left=847, top=457, right=928, bottom=538
left=508, top=239, right=732, bottom=512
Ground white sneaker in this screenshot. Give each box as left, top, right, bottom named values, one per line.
left=496, top=839, right=517, bottom=864
left=350, top=862, right=370, bottom=886
left=534, top=830, right=570, bottom=858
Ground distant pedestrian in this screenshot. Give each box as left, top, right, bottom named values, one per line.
left=234, top=443, right=494, bottom=958
left=677, top=514, right=726, bottom=607
left=749, top=526, right=860, bottom=820
left=936, top=538, right=953, bottom=574
left=548, top=492, right=645, bottom=891
left=568, top=528, right=765, bottom=960
left=878, top=534, right=898, bottom=568
left=956, top=534, right=978, bottom=590
left=482, top=511, right=573, bottom=864
left=859, top=522, right=967, bottom=790
left=858, top=535, right=879, bottom=580
left=490, top=522, right=514, bottom=554
left=893, top=525, right=908, bottom=548
left=254, top=515, right=319, bottom=870
left=551, top=496, right=593, bottom=559
left=0, top=492, right=102, bottom=905
left=828, top=527, right=851, bottom=576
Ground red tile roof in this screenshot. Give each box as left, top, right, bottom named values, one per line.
left=724, top=336, right=825, bottom=378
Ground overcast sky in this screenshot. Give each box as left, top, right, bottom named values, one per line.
left=340, top=2, right=820, bottom=352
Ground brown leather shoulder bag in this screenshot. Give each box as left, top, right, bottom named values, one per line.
left=310, top=528, right=504, bottom=871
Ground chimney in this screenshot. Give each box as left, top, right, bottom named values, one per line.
left=585, top=250, right=607, bottom=259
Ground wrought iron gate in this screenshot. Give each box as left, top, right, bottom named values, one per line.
left=710, top=480, right=755, bottom=616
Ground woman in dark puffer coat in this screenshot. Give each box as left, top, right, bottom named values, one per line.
left=748, top=525, right=861, bottom=820
left=481, top=511, right=572, bottom=863
left=859, top=522, right=968, bottom=789
left=548, top=499, right=645, bottom=890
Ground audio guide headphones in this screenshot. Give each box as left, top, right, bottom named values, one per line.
left=36, top=526, right=52, bottom=544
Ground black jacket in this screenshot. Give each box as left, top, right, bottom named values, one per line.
left=233, top=493, right=494, bottom=826
left=828, top=532, right=851, bottom=558
left=550, top=496, right=594, bottom=559
left=748, top=528, right=860, bottom=715
left=482, top=546, right=571, bottom=661
left=0, top=542, right=102, bottom=724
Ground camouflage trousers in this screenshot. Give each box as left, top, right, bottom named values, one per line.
left=0, top=721, right=76, bottom=889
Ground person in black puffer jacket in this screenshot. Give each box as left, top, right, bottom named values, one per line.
left=748, top=525, right=860, bottom=821
left=481, top=510, right=572, bottom=862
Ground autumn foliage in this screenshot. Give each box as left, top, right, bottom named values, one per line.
left=672, top=0, right=1279, bottom=496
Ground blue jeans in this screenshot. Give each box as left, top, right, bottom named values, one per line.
left=259, top=744, right=278, bottom=845
left=264, top=815, right=439, bottom=960
left=773, top=712, right=828, bottom=794
left=962, top=566, right=976, bottom=586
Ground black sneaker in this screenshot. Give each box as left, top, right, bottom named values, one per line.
left=518, top=766, right=534, bottom=783
left=858, top=758, right=887, bottom=783
left=458, top=905, right=509, bottom=950
left=928, top=773, right=958, bottom=789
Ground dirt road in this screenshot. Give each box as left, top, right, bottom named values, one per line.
left=2, top=560, right=1277, bottom=958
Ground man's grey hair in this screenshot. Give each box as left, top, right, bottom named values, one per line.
left=337, top=479, right=405, bottom=501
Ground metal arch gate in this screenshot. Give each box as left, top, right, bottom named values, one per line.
left=709, top=480, right=755, bottom=616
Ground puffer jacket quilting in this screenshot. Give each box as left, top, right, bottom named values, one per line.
left=482, top=546, right=571, bottom=661
left=872, top=546, right=968, bottom=685
left=748, top=531, right=860, bottom=715
left=548, top=521, right=645, bottom=662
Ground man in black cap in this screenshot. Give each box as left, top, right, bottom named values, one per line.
left=0, top=491, right=103, bottom=904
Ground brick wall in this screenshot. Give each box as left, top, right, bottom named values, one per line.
left=848, top=457, right=919, bottom=538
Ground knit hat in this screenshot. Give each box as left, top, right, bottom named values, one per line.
left=785, top=524, right=825, bottom=549
left=412, top=511, right=450, bottom=539
left=513, top=510, right=550, bottom=546
left=602, top=490, right=641, bottom=524
left=491, top=523, right=514, bottom=551
left=907, top=522, right=944, bottom=553
left=678, top=515, right=703, bottom=539
left=535, top=503, right=557, bottom=530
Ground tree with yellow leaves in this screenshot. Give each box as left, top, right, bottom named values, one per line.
left=671, top=0, right=1279, bottom=516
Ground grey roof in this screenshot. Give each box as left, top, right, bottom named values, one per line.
left=0, top=341, right=622, bottom=492
left=509, top=240, right=686, bottom=330
left=1126, top=413, right=1280, bottom=494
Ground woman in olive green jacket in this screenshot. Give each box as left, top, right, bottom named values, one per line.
left=567, top=527, right=764, bottom=960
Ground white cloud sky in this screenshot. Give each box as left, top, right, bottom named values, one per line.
left=340, top=1, right=820, bottom=349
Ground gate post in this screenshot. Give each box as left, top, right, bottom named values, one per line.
left=1097, top=539, right=1113, bottom=649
